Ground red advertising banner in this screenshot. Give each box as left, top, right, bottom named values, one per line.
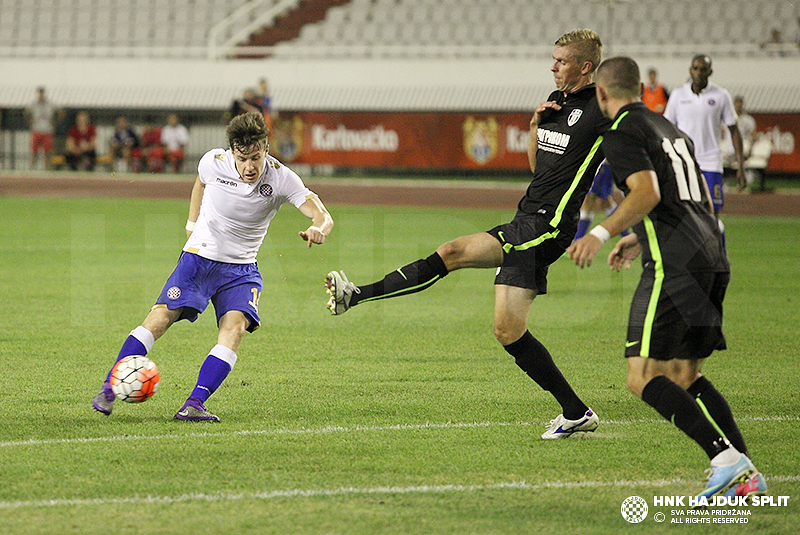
left=268, top=111, right=799, bottom=174
left=752, top=113, right=800, bottom=173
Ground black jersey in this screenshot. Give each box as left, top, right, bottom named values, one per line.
left=518, top=84, right=611, bottom=233
left=603, top=102, right=729, bottom=273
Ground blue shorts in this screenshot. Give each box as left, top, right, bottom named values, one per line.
left=589, top=161, right=613, bottom=199
left=702, top=170, right=724, bottom=212
left=155, top=252, right=262, bottom=332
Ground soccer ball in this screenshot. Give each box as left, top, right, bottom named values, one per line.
left=109, top=355, right=160, bottom=403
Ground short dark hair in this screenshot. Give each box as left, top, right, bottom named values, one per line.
left=597, top=56, right=641, bottom=99
left=692, top=53, right=712, bottom=68
left=226, top=111, right=269, bottom=153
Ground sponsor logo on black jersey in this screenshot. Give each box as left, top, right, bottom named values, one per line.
left=537, top=128, right=571, bottom=155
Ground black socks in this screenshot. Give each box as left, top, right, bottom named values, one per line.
left=504, top=330, right=589, bottom=420
left=642, top=375, right=730, bottom=460
left=688, top=376, right=748, bottom=457
left=350, top=252, right=449, bottom=307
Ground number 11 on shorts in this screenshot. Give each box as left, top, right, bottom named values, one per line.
left=249, top=288, right=261, bottom=312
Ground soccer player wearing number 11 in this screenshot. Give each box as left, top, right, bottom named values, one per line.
left=568, top=57, right=766, bottom=501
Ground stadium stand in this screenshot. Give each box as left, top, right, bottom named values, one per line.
left=0, top=0, right=296, bottom=58
left=0, top=0, right=798, bottom=171
left=0, top=0, right=797, bottom=60
left=267, top=0, right=800, bottom=59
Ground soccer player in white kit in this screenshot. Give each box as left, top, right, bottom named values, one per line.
left=664, top=54, right=745, bottom=215
left=92, top=111, right=334, bottom=421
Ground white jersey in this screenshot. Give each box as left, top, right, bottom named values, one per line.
left=28, top=100, right=56, bottom=134
left=184, top=148, right=314, bottom=264
left=161, top=124, right=189, bottom=151
left=664, top=81, right=737, bottom=173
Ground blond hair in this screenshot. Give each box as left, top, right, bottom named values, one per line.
left=555, top=29, right=603, bottom=74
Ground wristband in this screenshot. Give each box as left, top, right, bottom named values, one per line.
left=589, top=225, right=611, bottom=244
left=185, top=220, right=196, bottom=232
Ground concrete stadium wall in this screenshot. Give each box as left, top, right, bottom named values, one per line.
left=0, top=55, right=799, bottom=112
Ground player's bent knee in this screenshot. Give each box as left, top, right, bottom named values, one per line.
left=218, top=311, right=248, bottom=346
left=626, top=373, right=646, bottom=398
left=143, top=306, right=182, bottom=338
left=435, top=240, right=461, bottom=269
left=493, top=322, right=525, bottom=347
left=625, top=364, right=651, bottom=398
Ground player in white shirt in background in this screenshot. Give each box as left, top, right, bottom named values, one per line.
left=161, top=114, right=190, bottom=173
left=664, top=54, right=746, bottom=214
left=92, top=111, right=334, bottom=421
left=25, top=86, right=59, bottom=170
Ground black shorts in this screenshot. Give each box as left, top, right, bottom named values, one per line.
left=626, top=268, right=729, bottom=360
left=486, top=212, right=571, bottom=294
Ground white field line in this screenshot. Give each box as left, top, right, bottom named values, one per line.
left=2, top=475, right=799, bottom=510
left=1, top=415, right=797, bottom=449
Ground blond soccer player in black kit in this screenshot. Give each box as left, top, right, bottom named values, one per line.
left=326, top=29, right=611, bottom=439
left=568, top=56, right=767, bottom=501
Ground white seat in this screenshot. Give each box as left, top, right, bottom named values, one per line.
left=298, top=24, right=322, bottom=42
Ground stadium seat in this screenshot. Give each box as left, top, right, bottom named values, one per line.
left=0, top=0, right=797, bottom=60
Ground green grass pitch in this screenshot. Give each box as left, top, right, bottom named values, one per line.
left=0, top=195, right=798, bottom=534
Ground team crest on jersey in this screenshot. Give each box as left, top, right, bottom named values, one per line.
left=259, top=184, right=274, bottom=197
left=166, top=286, right=181, bottom=300
left=708, top=99, right=716, bottom=106
left=462, top=116, right=499, bottom=165
left=567, top=109, right=583, bottom=126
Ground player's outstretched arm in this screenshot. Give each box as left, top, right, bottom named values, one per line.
left=186, top=175, right=204, bottom=238
left=298, top=195, right=334, bottom=247
left=567, top=170, right=659, bottom=268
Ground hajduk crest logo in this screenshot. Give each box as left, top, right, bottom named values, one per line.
left=462, top=116, right=499, bottom=165
left=620, top=496, right=648, bottom=523
left=259, top=183, right=273, bottom=197
left=567, top=109, right=583, bottom=127
left=166, top=286, right=181, bottom=300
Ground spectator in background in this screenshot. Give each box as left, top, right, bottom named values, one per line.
left=161, top=114, right=189, bottom=173
left=65, top=110, right=97, bottom=171
left=761, top=28, right=782, bottom=48
left=141, top=117, right=165, bottom=172
left=25, top=87, right=60, bottom=169
left=723, top=96, right=772, bottom=192
left=734, top=96, right=756, bottom=154
left=722, top=96, right=755, bottom=183
left=642, top=68, right=669, bottom=114
left=109, top=116, right=141, bottom=172
left=256, top=78, right=275, bottom=130
left=761, top=28, right=786, bottom=56
left=228, top=88, right=264, bottom=121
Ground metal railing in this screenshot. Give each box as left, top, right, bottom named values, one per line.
left=206, top=0, right=301, bottom=60
left=1, top=42, right=797, bottom=61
